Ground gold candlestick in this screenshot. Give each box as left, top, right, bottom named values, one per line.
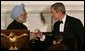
left=1, top=32, right=28, bottom=50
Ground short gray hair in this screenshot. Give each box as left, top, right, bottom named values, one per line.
left=50, top=2, right=66, bottom=14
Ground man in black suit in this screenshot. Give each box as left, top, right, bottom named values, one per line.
left=50, top=2, right=84, bottom=50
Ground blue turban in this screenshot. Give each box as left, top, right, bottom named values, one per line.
left=11, top=3, right=25, bottom=19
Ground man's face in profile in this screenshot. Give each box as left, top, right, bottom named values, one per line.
left=20, top=10, right=27, bottom=21
left=16, top=10, right=28, bottom=23
left=51, top=7, right=62, bottom=20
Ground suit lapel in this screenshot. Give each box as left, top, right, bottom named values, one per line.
left=64, top=15, right=70, bottom=32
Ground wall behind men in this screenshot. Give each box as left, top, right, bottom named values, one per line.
left=1, top=1, right=84, bottom=32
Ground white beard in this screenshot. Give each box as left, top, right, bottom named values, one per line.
left=16, top=17, right=26, bottom=23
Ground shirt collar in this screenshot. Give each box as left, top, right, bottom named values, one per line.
left=61, top=14, right=66, bottom=24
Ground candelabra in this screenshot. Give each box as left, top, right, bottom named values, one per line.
left=1, top=32, right=28, bottom=50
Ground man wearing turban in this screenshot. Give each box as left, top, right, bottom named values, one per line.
left=5, top=4, right=29, bottom=50
left=7, top=3, right=28, bottom=30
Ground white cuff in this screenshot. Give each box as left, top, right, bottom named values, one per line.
left=40, top=35, right=46, bottom=41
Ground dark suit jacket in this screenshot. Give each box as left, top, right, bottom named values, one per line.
left=7, top=20, right=27, bottom=30
left=52, top=15, right=84, bottom=50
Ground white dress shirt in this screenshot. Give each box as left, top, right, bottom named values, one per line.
left=59, top=15, right=66, bottom=32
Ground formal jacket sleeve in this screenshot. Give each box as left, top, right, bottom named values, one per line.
left=73, top=19, right=84, bottom=49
